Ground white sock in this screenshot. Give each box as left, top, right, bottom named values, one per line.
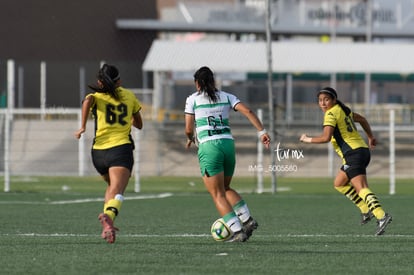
left=226, top=215, right=243, bottom=233
left=234, top=203, right=251, bottom=223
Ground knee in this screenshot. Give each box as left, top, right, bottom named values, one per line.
left=334, top=180, right=347, bottom=188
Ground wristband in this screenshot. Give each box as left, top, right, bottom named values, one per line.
left=258, top=129, right=267, bottom=137
left=302, top=137, right=312, bottom=143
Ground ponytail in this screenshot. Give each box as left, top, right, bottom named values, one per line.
left=194, top=66, right=218, bottom=102
left=337, top=100, right=351, bottom=116
left=88, top=64, right=120, bottom=100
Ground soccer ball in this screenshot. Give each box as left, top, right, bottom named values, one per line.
left=210, top=218, right=233, bottom=241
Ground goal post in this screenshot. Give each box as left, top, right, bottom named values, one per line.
left=4, top=59, right=15, bottom=192
left=389, top=109, right=396, bottom=195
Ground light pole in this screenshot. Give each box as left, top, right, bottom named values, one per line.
left=265, top=0, right=276, bottom=193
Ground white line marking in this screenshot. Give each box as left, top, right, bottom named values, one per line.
left=0, top=193, right=173, bottom=205
left=1, top=233, right=414, bottom=238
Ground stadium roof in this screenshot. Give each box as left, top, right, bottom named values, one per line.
left=117, top=19, right=414, bottom=39
left=143, top=40, right=414, bottom=74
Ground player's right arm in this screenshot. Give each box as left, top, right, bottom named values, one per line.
left=184, top=113, right=195, bottom=149
left=74, top=95, right=95, bottom=139
left=234, top=102, right=271, bottom=148
left=300, top=125, right=334, bottom=144
left=184, top=94, right=196, bottom=148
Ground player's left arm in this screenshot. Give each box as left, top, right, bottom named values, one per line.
left=353, top=112, right=377, bottom=148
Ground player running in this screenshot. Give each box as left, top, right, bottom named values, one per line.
left=300, top=87, right=392, bottom=235
left=184, top=66, right=271, bottom=242
left=74, top=64, right=143, bottom=243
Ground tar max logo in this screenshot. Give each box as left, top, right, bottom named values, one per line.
left=274, top=142, right=304, bottom=162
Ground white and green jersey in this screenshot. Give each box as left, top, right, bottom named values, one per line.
left=184, top=90, right=240, bottom=144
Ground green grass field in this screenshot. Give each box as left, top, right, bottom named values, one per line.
left=0, top=176, right=413, bottom=274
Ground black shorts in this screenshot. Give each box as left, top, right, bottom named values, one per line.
left=341, top=147, right=371, bottom=180
left=91, top=143, right=134, bottom=175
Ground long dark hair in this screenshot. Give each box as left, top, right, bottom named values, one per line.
left=318, top=87, right=351, bottom=116
left=193, top=66, right=218, bottom=102
left=88, top=64, right=121, bottom=100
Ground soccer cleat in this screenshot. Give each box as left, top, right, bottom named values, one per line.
left=98, top=213, right=119, bottom=243
left=225, top=230, right=248, bottom=243
left=375, top=213, right=392, bottom=236
left=243, top=217, right=258, bottom=239
left=360, top=211, right=375, bottom=225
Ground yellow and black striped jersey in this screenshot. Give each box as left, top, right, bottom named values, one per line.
left=323, top=104, right=368, bottom=159
left=86, top=87, right=141, bottom=149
